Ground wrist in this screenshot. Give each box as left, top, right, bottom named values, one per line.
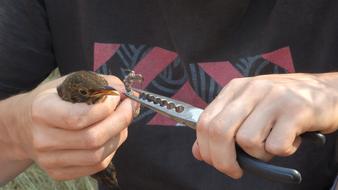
left=0, top=93, right=32, bottom=161
left=0, top=93, right=33, bottom=184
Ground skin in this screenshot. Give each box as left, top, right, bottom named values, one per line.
left=0, top=72, right=337, bottom=184
left=0, top=74, right=138, bottom=183
left=192, top=73, right=338, bottom=179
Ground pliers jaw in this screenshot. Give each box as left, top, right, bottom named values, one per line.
left=124, top=88, right=203, bottom=129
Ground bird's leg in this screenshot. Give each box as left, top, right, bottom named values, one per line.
left=123, top=70, right=144, bottom=93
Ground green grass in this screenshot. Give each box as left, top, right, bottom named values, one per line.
left=0, top=165, right=97, bottom=190
left=0, top=69, right=98, bottom=190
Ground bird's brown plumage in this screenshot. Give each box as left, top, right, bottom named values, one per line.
left=57, top=71, right=119, bottom=104
left=57, top=70, right=120, bottom=189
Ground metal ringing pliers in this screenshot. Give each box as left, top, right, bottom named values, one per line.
left=124, top=88, right=326, bottom=184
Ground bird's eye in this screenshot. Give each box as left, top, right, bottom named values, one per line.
left=79, top=89, right=88, bottom=95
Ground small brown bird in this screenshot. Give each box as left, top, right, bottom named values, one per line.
left=57, top=70, right=119, bottom=104
left=57, top=70, right=121, bottom=190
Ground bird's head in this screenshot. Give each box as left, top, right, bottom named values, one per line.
left=68, top=84, right=119, bottom=101
left=57, top=71, right=120, bottom=104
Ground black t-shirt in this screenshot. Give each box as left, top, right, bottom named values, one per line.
left=0, top=0, right=337, bottom=189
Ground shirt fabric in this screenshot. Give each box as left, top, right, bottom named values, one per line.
left=0, top=0, right=337, bottom=189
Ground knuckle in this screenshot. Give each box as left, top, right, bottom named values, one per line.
left=227, top=101, right=244, bottom=112
left=102, top=102, right=113, bottom=114
left=322, top=126, right=336, bottom=134
left=211, top=124, right=235, bottom=142
left=64, top=115, right=83, bottom=129
left=265, top=141, right=291, bottom=156
left=31, top=98, right=48, bottom=123
left=235, top=132, right=259, bottom=149
left=88, top=150, right=104, bottom=165
left=249, top=79, right=271, bottom=90
left=272, top=85, right=287, bottom=95
left=84, top=131, right=102, bottom=149
left=37, top=157, right=53, bottom=169
left=105, top=75, right=123, bottom=86
left=95, top=161, right=110, bottom=172
left=223, top=78, right=243, bottom=92
left=120, top=129, right=129, bottom=143
left=37, top=155, right=64, bottom=170
left=120, top=113, right=131, bottom=126
left=35, top=156, right=46, bottom=167
left=47, top=170, right=64, bottom=180
left=65, top=108, right=88, bottom=129
left=296, top=105, right=313, bottom=117
left=197, top=114, right=210, bottom=134
left=112, top=75, right=122, bottom=82
left=114, top=113, right=131, bottom=131
left=287, top=98, right=303, bottom=109
left=228, top=78, right=244, bottom=86
left=32, top=134, right=47, bottom=151
left=209, top=120, right=226, bottom=139
left=214, top=162, right=237, bottom=177
left=31, top=104, right=42, bottom=122
left=284, top=109, right=312, bottom=128
left=208, top=116, right=236, bottom=140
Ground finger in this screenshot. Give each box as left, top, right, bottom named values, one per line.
left=101, top=75, right=126, bottom=96
left=208, top=109, right=244, bottom=179
left=265, top=115, right=302, bottom=157
left=206, top=82, right=270, bottom=179
left=195, top=80, right=243, bottom=164
left=47, top=152, right=115, bottom=180
left=236, top=102, right=276, bottom=161
left=209, top=137, right=242, bottom=179
left=196, top=116, right=212, bottom=164
left=35, top=98, right=134, bottom=150
left=192, top=141, right=202, bottom=161
left=37, top=129, right=128, bottom=169
left=33, top=88, right=120, bottom=130
left=196, top=78, right=250, bottom=165
left=103, top=74, right=141, bottom=115
left=127, top=89, right=141, bottom=118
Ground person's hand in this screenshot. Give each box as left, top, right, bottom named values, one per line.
left=5, top=74, right=137, bottom=180
left=192, top=73, right=338, bottom=179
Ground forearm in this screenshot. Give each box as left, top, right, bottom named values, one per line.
left=317, top=72, right=338, bottom=88
left=0, top=93, right=33, bottom=185
left=316, top=72, right=338, bottom=132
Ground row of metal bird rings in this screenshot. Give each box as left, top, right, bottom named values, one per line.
left=139, top=92, right=185, bottom=113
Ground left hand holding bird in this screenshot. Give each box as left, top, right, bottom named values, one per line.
left=6, top=71, right=138, bottom=180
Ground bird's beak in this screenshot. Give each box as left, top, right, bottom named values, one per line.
left=92, top=86, right=120, bottom=96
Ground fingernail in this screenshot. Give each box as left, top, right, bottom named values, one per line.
left=133, top=107, right=141, bottom=118
left=131, top=99, right=140, bottom=109
left=232, top=166, right=243, bottom=179
left=132, top=101, right=141, bottom=118
left=234, top=171, right=243, bottom=179
left=192, top=141, right=202, bottom=161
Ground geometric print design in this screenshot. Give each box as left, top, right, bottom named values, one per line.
left=94, top=43, right=294, bottom=126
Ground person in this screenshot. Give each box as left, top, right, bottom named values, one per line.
left=0, top=0, right=337, bottom=189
